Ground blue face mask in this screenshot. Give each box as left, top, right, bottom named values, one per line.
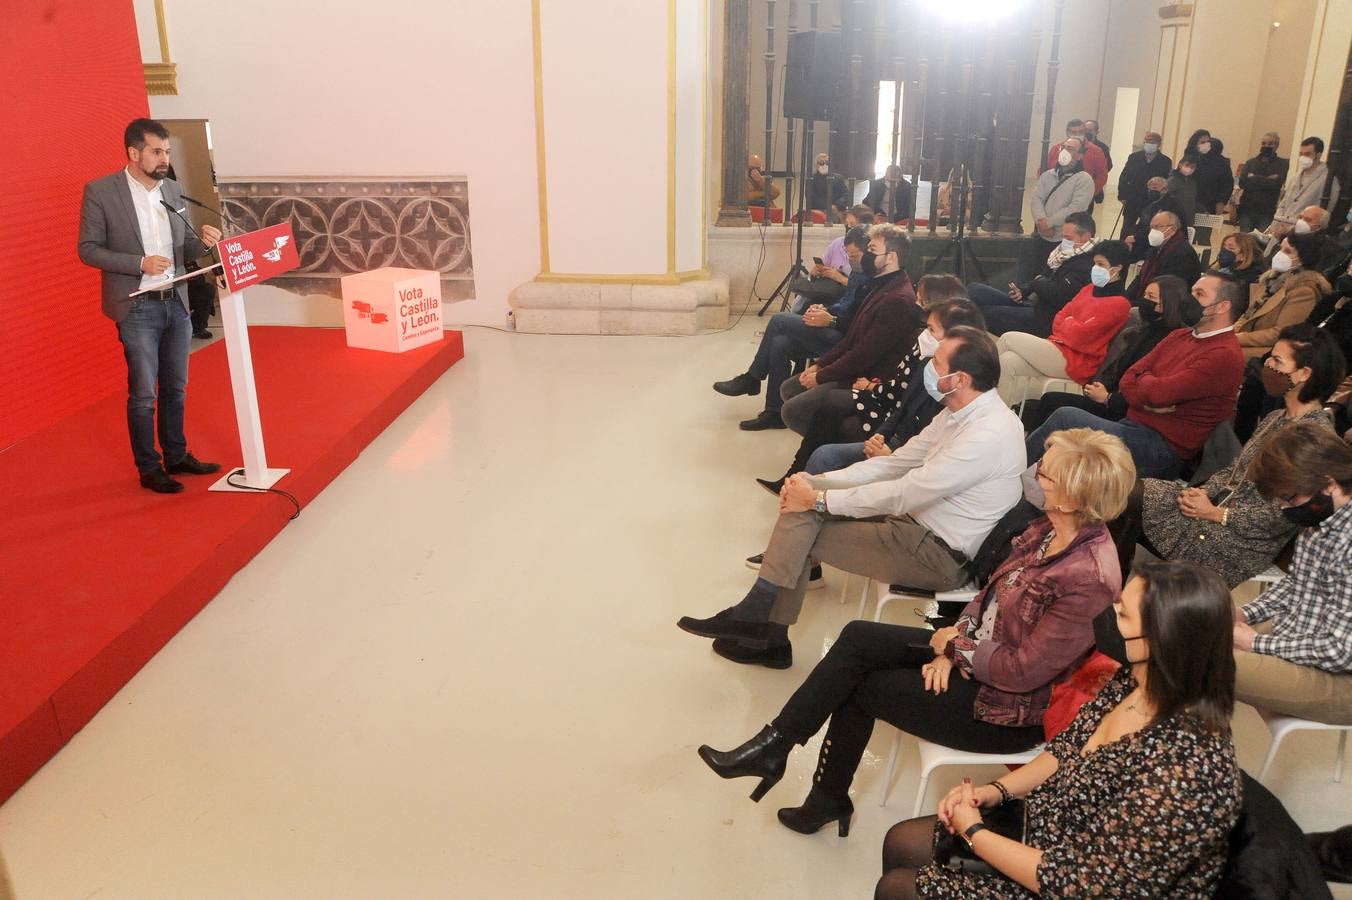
left=1090, top=265, right=1112, bottom=288
left=923, top=359, right=958, bottom=402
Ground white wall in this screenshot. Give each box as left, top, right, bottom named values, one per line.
left=1250, top=0, right=1317, bottom=153
left=1294, top=0, right=1352, bottom=157
left=145, top=0, right=539, bottom=327
left=1176, top=0, right=1275, bottom=163
left=675, top=0, right=707, bottom=272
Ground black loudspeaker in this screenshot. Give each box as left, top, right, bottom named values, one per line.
left=782, top=30, right=841, bottom=121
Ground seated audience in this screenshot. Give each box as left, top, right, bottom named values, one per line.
left=1022, top=275, right=1189, bottom=430
left=747, top=153, right=780, bottom=208
left=712, top=226, right=871, bottom=429
left=1028, top=139, right=1095, bottom=281
left=1275, top=206, right=1343, bottom=271
left=968, top=211, right=1097, bottom=337
left=693, top=429, right=1129, bottom=841
left=1236, top=423, right=1352, bottom=724
left=865, top=165, right=914, bottom=224
left=1236, top=232, right=1331, bottom=360
left=1186, top=128, right=1235, bottom=214
left=769, top=226, right=924, bottom=435
left=1114, top=325, right=1343, bottom=586
left=1267, top=137, right=1329, bottom=239
left=995, top=240, right=1132, bottom=407
left=677, top=328, right=1022, bottom=667
left=876, top=560, right=1241, bottom=899
left=754, top=296, right=985, bottom=494
left=1125, top=176, right=1187, bottom=259
left=1041, top=119, right=1108, bottom=204
left=1026, top=273, right=1247, bottom=478
left=1212, top=231, right=1265, bottom=285
left=806, top=152, right=850, bottom=222
left=789, top=206, right=869, bottom=307
left=1237, top=132, right=1289, bottom=232
left=1117, top=132, right=1172, bottom=238
left=1124, top=210, right=1200, bottom=304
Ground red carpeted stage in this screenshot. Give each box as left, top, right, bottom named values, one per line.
left=0, top=326, right=464, bottom=804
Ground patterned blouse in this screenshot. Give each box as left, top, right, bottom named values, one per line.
left=917, top=669, right=1242, bottom=899
left=853, top=346, right=924, bottom=435
left=1140, top=408, right=1332, bottom=587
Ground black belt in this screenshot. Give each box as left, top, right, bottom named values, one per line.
left=143, top=288, right=177, bottom=301
left=930, top=533, right=969, bottom=569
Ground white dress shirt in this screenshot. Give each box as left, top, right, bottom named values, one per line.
left=125, top=168, right=175, bottom=291
left=810, top=389, right=1027, bottom=559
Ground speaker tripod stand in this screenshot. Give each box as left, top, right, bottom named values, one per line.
left=923, top=160, right=987, bottom=283
left=758, top=118, right=818, bottom=316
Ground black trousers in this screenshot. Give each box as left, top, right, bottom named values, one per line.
left=1020, top=390, right=1117, bottom=431
left=770, top=621, right=1044, bottom=795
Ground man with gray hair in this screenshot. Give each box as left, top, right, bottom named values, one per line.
left=1028, top=136, right=1094, bottom=279
left=1124, top=210, right=1200, bottom=304
left=1237, top=132, right=1288, bottom=232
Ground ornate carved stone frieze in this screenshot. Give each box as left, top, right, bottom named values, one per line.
left=217, top=178, right=475, bottom=301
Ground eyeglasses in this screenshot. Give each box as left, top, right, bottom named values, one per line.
left=1035, top=465, right=1056, bottom=484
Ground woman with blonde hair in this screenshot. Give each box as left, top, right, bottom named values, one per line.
left=1212, top=231, right=1265, bottom=285
left=695, top=428, right=1134, bottom=838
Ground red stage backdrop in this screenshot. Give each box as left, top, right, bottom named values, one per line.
left=0, top=0, right=148, bottom=451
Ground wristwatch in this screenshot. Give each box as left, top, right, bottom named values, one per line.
left=963, top=822, right=990, bottom=847
left=813, top=491, right=828, bottom=514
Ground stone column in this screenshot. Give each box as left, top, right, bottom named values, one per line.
left=717, top=0, right=752, bottom=226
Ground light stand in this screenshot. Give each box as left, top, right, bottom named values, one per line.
left=923, top=138, right=987, bottom=282
left=758, top=118, right=817, bottom=316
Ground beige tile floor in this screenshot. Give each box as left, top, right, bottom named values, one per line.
left=1, top=321, right=1349, bottom=899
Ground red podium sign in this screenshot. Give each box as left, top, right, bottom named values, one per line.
left=219, top=223, right=300, bottom=293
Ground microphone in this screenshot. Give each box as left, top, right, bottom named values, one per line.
left=160, top=199, right=220, bottom=268
left=180, top=193, right=240, bottom=233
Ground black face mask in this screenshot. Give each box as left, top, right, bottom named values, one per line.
left=1259, top=146, right=1276, bottom=158
left=1180, top=296, right=1205, bottom=328
left=1140, top=303, right=1162, bottom=322
left=1283, top=491, right=1336, bottom=527
left=1147, top=189, right=1162, bottom=202
left=1336, top=273, right=1352, bottom=296
left=861, top=251, right=882, bottom=278
left=1217, top=249, right=1237, bottom=269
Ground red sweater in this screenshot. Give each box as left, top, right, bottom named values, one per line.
left=1119, top=327, right=1245, bottom=459
left=1049, top=284, right=1131, bottom=383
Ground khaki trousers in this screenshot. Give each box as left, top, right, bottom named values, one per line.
left=1234, top=650, right=1352, bottom=725
left=996, top=331, right=1076, bottom=407
left=758, top=510, right=969, bottom=626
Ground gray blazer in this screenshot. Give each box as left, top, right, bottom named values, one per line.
left=1029, top=168, right=1094, bottom=231
left=77, top=171, right=208, bottom=322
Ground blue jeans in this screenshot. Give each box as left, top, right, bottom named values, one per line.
left=805, top=441, right=867, bottom=475
left=966, top=283, right=1035, bottom=335
left=1025, top=407, right=1181, bottom=479
left=747, top=312, right=842, bottom=412
left=117, top=298, right=192, bottom=474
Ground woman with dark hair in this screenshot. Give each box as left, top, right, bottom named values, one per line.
left=1185, top=128, right=1235, bottom=215
left=1236, top=423, right=1352, bottom=724
left=698, top=429, right=1132, bottom=838
left=916, top=273, right=965, bottom=309
left=1022, top=275, right=1188, bottom=430
left=752, top=299, right=986, bottom=494
left=875, top=560, right=1242, bottom=899
left=1236, top=232, right=1332, bottom=360
left=1112, top=324, right=1344, bottom=586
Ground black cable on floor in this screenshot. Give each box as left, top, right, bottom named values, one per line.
left=226, top=468, right=301, bottom=520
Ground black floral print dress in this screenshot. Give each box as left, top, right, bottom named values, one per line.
left=917, top=669, right=1242, bottom=898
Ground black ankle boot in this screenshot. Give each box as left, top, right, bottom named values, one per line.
left=754, top=474, right=787, bottom=496
left=777, top=785, right=854, bottom=836
left=697, top=725, right=792, bottom=801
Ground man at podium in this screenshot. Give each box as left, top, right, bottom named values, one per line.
left=78, top=118, right=223, bottom=493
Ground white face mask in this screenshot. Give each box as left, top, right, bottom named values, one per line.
left=1298, top=155, right=1314, bottom=171
left=917, top=328, right=940, bottom=358
left=816, top=165, right=829, bottom=175
left=1143, top=142, right=1159, bottom=155
left=1148, top=228, right=1166, bottom=248
left=1057, top=148, right=1073, bottom=167
left=1271, top=250, right=1295, bottom=273
left=1197, top=141, right=1212, bottom=154
left=1293, top=219, right=1313, bottom=235
left=1059, top=237, right=1076, bottom=254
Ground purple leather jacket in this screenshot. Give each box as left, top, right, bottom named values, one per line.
left=946, top=518, right=1121, bottom=728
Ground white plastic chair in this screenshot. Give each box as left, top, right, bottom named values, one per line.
left=1247, top=565, right=1284, bottom=593
left=1256, top=709, right=1351, bottom=784
left=877, top=733, right=1044, bottom=814
left=1015, top=376, right=1080, bottom=418
left=864, top=578, right=979, bottom=623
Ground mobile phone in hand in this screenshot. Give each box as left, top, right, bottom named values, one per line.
left=813, top=256, right=824, bottom=265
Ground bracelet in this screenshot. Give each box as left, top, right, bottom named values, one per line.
left=963, top=822, right=991, bottom=847
left=1221, top=508, right=1230, bottom=527
left=988, top=780, right=1013, bottom=806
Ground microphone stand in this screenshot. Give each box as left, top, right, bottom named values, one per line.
left=181, top=193, right=242, bottom=235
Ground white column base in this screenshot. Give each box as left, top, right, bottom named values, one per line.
left=209, top=466, right=291, bottom=492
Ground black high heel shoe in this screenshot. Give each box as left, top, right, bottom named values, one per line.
left=697, top=725, right=791, bottom=802
left=777, top=786, right=854, bottom=836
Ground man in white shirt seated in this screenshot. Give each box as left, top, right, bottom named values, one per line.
left=679, top=327, right=1026, bottom=668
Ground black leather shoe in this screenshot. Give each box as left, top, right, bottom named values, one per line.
left=676, top=609, right=770, bottom=646
left=743, top=554, right=824, bottom=590
left=712, top=637, right=792, bottom=669
left=739, top=410, right=786, bottom=431
left=140, top=469, right=184, bottom=494
left=192, top=329, right=213, bottom=339
left=697, top=725, right=792, bottom=801
left=713, top=374, right=761, bottom=397
left=777, top=787, right=854, bottom=836
left=755, top=476, right=785, bottom=496
left=166, top=454, right=221, bottom=476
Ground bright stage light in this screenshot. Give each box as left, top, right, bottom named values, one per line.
left=916, top=0, right=1032, bottom=23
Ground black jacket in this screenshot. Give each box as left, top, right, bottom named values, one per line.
left=1126, top=232, right=1201, bottom=303
left=807, top=172, right=850, bottom=214
left=1130, top=193, right=1190, bottom=261
left=863, top=179, right=913, bottom=222
left=1215, top=772, right=1334, bottom=899
left=1117, top=150, right=1173, bottom=211
left=1238, top=152, right=1290, bottom=217
left=1020, top=250, right=1097, bottom=337
left=1188, top=135, right=1235, bottom=212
